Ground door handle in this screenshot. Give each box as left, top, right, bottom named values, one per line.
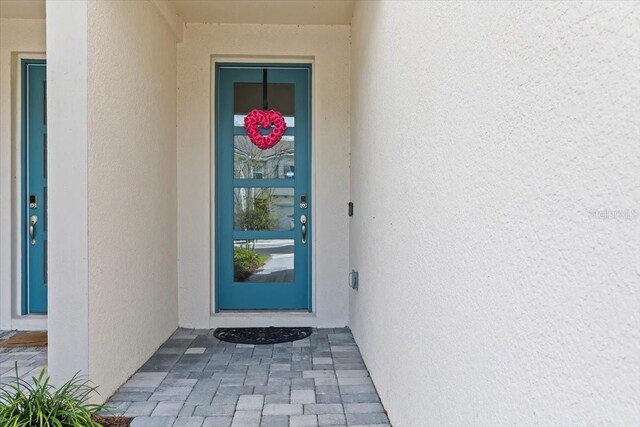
left=300, top=214, right=307, bottom=245
left=29, top=215, right=38, bottom=245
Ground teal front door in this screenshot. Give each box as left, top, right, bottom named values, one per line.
left=216, top=64, right=311, bottom=311
left=21, top=59, right=48, bottom=314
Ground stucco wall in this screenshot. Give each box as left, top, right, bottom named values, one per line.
left=177, top=24, right=350, bottom=328
left=350, top=2, right=639, bottom=426
left=46, top=0, right=90, bottom=386
left=0, top=18, right=45, bottom=330
left=87, top=0, right=178, bottom=399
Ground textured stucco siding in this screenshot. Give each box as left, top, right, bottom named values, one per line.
left=46, top=0, right=91, bottom=386
left=349, top=2, right=639, bottom=425
left=87, top=0, right=178, bottom=400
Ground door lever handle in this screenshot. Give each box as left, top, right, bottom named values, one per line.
left=29, top=215, right=38, bottom=245
left=300, top=214, right=307, bottom=245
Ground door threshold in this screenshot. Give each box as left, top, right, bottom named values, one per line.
left=210, top=311, right=316, bottom=329
left=11, top=315, right=47, bottom=331
left=218, top=310, right=311, bottom=314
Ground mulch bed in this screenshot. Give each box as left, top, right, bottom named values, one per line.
left=92, top=414, right=132, bottom=427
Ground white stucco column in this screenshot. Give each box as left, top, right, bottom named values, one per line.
left=46, top=0, right=89, bottom=384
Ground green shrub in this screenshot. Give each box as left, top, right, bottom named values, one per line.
left=0, top=365, right=105, bottom=427
left=234, top=246, right=268, bottom=281
left=236, top=192, right=277, bottom=231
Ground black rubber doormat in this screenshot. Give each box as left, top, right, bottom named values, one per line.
left=214, top=327, right=312, bottom=345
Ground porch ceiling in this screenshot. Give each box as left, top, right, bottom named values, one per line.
left=170, top=0, right=354, bottom=25
left=0, top=0, right=45, bottom=19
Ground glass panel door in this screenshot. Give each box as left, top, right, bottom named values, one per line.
left=216, top=64, right=311, bottom=310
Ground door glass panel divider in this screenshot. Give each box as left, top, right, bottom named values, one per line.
left=234, top=230, right=295, bottom=240
left=233, top=179, right=295, bottom=188
left=233, top=127, right=295, bottom=136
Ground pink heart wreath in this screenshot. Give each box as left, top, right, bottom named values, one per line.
left=244, top=109, right=287, bottom=150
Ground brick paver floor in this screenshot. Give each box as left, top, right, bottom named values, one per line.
left=105, top=328, right=391, bottom=427
left=0, top=330, right=48, bottom=386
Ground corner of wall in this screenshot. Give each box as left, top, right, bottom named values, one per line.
left=151, top=0, right=184, bottom=43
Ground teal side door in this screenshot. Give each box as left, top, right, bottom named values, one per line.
left=21, top=59, right=48, bottom=314
left=216, top=64, right=311, bottom=311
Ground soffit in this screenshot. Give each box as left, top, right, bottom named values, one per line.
left=170, top=0, right=353, bottom=25
left=0, top=0, right=45, bottom=19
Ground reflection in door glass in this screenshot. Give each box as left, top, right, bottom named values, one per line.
left=234, top=239, right=294, bottom=283
left=234, top=83, right=294, bottom=115
left=234, top=135, right=294, bottom=179
left=234, top=187, right=294, bottom=231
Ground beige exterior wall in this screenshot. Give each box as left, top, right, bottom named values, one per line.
left=46, top=0, right=90, bottom=385
left=0, top=18, right=46, bottom=331
left=350, top=1, right=639, bottom=425
left=177, top=24, right=350, bottom=328
left=86, top=0, right=178, bottom=399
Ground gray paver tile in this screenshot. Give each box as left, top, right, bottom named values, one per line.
left=316, top=394, right=341, bottom=404
left=231, top=410, right=261, bottom=426
left=149, top=392, right=190, bottom=402
left=130, top=416, right=175, bottom=427
left=270, top=364, right=291, bottom=372
left=268, top=377, right=291, bottom=387
left=334, top=370, right=368, bottom=378
left=110, top=391, right=153, bottom=402
left=336, top=377, right=372, bottom=386
left=303, top=404, right=343, bottom=415
left=314, top=377, right=338, bottom=386
left=203, top=416, right=233, bottom=427
left=339, top=393, right=380, bottom=404
left=318, top=413, right=347, bottom=426
left=217, top=385, right=254, bottom=395
left=345, top=413, right=390, bottom=425
left=264, top=394, right=291, bottom=404
left=262, top=403, right=303, bottom=416
left=290, top=414, right=319, bottom=427
left=291, top=378, right=315, bottom=390
left=174, top=417, right=205, bottom=427
left=315, top=386, right=339, bottom=395
left=187, top=391, right=216, bottom=405
left=254, top=385, right=290, bottom=396
left=194, top=404, right=237, bottom=417
left=152, top=400, right=185, bottom=416
left=342, top=403, right=384, bottom=414
left=213, top=394, right=240, bottom=405
left=186, top=348, right=207, bottom=354
left=245, top=374, right=268, bottom=386
left=338, top=385, right=376, bottom=395
left=260, top=415, right=289, bottom=427
left=291, top=389, right=316, bottom=404
left=124, top=401, right=158, bottom=417
left=237, top=394, right=264, bottom=410
left=302, top=371, right=335, bottom=379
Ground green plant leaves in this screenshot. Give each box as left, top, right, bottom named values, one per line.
left=0, top=363, right=105, bottom=427
left=234, top=246, right=269, bottom=281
